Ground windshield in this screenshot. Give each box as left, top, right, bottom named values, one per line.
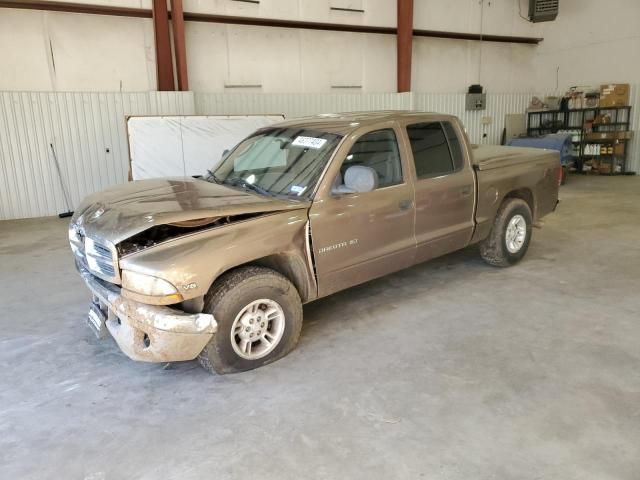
left=210, top=127, right=343, bottom=199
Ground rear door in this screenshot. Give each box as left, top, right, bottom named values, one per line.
left=309, top=124, right=416, bottom=297
left=402, top=120, right=476, bottom=263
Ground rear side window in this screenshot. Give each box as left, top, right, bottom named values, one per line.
left=407, top=122, right=454, bottom=178
left=442, top=122, right=465, bottom=171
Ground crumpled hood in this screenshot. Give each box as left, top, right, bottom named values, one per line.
left=73, top=178, right=310, bottom=245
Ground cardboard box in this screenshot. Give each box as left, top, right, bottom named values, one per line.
left=614, top=143, right=625, bottom=156
left=585, top=131, right=633, bottom=141
left=585, top=132, right=610, bottom=141
left=599, top=83, right=630, bottom=107
left=618, top=131, right=633, bottom=140
left=599, top=163, right=612, bottom=174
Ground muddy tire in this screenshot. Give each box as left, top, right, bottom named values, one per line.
left=479, top=198, right=533, bottom=267
left=197, top=266, right=303, bottom=374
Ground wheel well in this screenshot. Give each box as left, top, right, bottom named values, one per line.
left=218, top=254, right=312, bottom=303
left=504, top=188, right=535, bottom=218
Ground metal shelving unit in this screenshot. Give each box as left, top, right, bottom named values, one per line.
left=527, top=106, right=632, bottom=174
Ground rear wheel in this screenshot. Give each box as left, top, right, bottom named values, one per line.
left=479, top=198, right=533, bottom=267
left=198, top=266, right=302, bottom=374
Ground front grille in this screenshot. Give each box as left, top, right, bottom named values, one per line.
left=91, top=257, right=116, bottom=277
left=85, top=237, right=120, bottom=283
left=70, top=224, right=120, bottom=284
left=92, top=242, right=112, bottom=258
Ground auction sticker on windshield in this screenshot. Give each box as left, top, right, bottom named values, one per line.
left=292, top=136, right=328, bottom=149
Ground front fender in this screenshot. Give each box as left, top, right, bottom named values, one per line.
left=118, top=209, right=311, bottom=302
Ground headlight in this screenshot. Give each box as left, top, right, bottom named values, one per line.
left=121, top=270, right=183, bottom=305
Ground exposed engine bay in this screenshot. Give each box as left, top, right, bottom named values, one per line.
left=117, top=213, right=266, bottom=256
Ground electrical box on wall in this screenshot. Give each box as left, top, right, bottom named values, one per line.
left=529, top=0, right=559, bottom=23
left=466, top=93, right=486, bottom=111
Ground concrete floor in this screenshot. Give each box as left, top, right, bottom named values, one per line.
left=1, top=175, right=639, bottom=479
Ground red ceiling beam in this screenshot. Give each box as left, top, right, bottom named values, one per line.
left=397, top=0, right=413, bottom=93
left=0, top=0, right=151, bottom=17
left=177, top=12, right=543, bottom=44
left=170, top=0, right=189, bottom=91
left=0, top=1, right=543, bottom=44
left=152, top=0, right=175, bottom=91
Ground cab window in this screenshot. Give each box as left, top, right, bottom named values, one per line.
left=340, top=129, right=403, bottom=189
left=407, top=122, right=456, bottom=179
left=443, top=122, right=465, bottom=171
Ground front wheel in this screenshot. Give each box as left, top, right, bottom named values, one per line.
left=479, top=198, right=533, bottom=267
left=198, top=266, right=303, bottom=374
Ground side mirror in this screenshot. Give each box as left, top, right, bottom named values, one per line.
left=332, top=184, right=356, bottom=195
left=331, top=171, right=354, bottom=195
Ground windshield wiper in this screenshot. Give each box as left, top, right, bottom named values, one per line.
left=225, top=177, right=273, bottom=197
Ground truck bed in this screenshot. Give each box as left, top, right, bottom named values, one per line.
left=470, top=144, right=560, bottom=244
left=473, top=144, right=558, bottom=171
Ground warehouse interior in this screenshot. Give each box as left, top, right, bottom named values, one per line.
left=1, top=1, right=639, bottom=479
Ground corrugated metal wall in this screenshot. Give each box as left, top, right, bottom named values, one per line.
left=193, top=92, right=532, bottom=146
left=194, top=92, right=413, bottom=119
left=0, top=92, right=194, bottom=220
left=1, top=89, right=637, bottom=220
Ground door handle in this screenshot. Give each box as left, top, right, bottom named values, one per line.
left=398, top=199, right=413, bottom=211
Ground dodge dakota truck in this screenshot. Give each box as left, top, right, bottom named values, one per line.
left=68, top=112, right=560, bottom=374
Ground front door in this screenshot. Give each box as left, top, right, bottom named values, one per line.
left=309, top=126, right=416, bottom=298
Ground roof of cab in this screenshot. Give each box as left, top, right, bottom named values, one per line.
left=266, top=111, right=457, bottom=135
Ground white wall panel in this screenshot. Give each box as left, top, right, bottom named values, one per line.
left=0, top=9, right=156, bottom=92
left=412, top=38, right=538, bottom=93
left=413, top=0, right=538, bottom=37
left=0, top=92, right=195, bottom=220
left=533, top=0, right=640, bottom=92
left=186, top=23, right=397, bottom=94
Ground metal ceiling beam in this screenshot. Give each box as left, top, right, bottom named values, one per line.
left=397, top=0, right=413, bottom=93
left=413, top=29, right=541, bottom=44
left=182, top=13, right=543, bottom=44
left=152, top=0, right=175, bottom=91
left=0, top=0, right=151, bottom=17
left=0, top=1, right=543, bottom=44
left=170, top=0, right=189, bottom=91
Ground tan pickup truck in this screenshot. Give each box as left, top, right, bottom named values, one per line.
left=69, top=112, right=560, bottom=374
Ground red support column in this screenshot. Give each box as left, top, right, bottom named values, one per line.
left=397, top=0, right=413, bottom=93
left=170, top=0, right=189, bottom=91
left=152, top=0, right=175, bottom=91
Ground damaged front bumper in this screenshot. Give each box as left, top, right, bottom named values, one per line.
left=79, top=268, right=217, bottom=363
